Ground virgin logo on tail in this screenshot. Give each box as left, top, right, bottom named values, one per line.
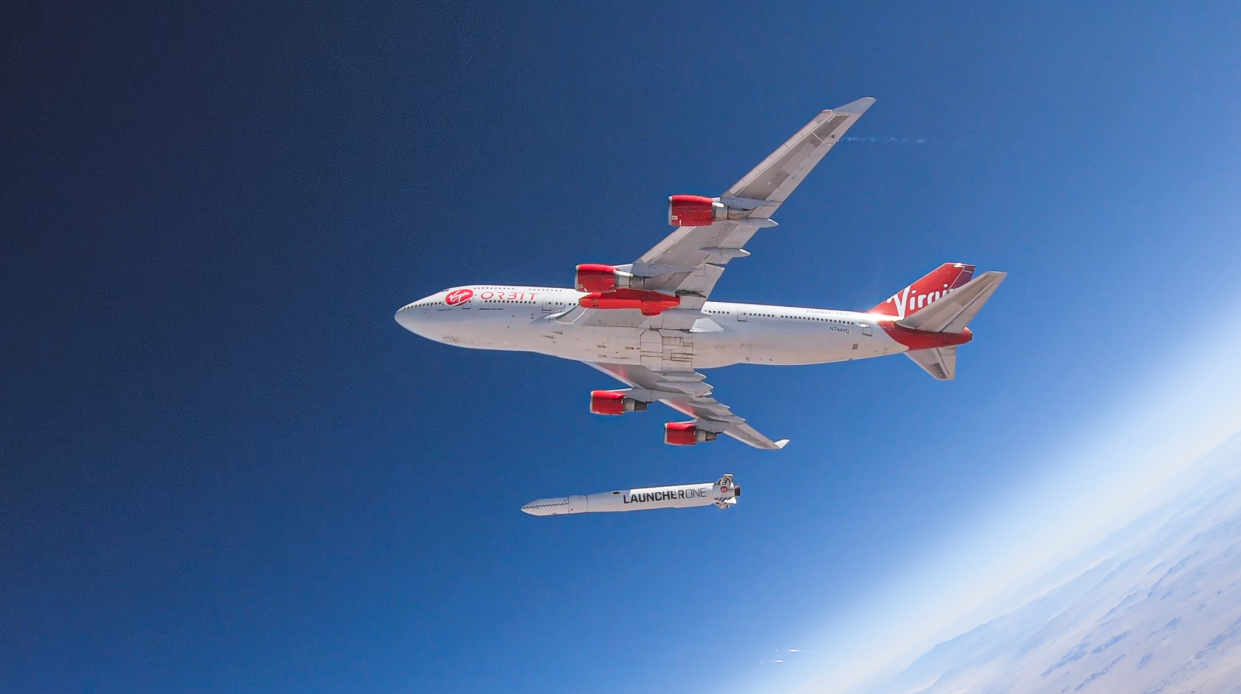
left=445, top=288, right=474, bottom=306
left=870, top=263, right=975, bottom=320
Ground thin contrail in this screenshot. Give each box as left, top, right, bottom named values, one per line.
left=841, top=136, right=946, bottom=144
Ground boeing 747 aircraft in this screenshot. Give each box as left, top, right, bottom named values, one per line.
left=396, top=98, right=1005, bottom=449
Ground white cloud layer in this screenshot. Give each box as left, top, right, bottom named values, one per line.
left=752, top=302, right=1241, bottom=694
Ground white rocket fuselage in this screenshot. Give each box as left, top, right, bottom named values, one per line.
left=521, top=476, right=739, bottom=516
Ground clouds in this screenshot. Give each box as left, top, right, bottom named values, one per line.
left=761, top=306, right=1241, bottom=694
left=867, top=437, right=1241, bottom=693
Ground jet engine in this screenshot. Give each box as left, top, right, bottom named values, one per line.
left=589, top=390, right=648, bottom=416
left=667, top=195, right=751, bottom=227
left=664, top=421, right=718, bottom=446
left=574, top=264, right=634, bottom=293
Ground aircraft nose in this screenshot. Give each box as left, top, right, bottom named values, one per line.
left=394, top=302, right=428, bottom=333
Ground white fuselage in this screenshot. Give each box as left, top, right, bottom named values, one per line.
left=395, top=285, right=910, bottom=369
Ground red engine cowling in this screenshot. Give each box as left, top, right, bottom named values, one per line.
left=575, top=264, right=622, bottom=293
left=667, top=195, right=751, bottom=227
left=664, top=421, right=718, bottom=446
left=589, top=390, right=648, bottom=416
left=668, top=195, right=719, bottom=227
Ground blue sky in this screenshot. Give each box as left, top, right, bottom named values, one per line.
left=4, top=2, right=1241, bottom=693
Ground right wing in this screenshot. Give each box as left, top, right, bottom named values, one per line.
left=569, top=98, right=875, bottom=332
left=632, top=97, right=876, bottom=308
left=587, top=362, right=789, bottom=451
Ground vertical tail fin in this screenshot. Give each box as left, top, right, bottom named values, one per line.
left=869, top=263, right=975, bottom=321
left=884, top=267, right=1007, bottom=381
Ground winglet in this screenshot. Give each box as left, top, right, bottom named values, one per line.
left=833, top=97, right=876, bottom=115
left=774, top=439, right=790, bottom=449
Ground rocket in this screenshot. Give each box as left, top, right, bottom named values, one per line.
left=521, top=474, right=740, bottom=516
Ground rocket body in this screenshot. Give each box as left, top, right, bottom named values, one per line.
left=521, top=474, right=739, bottom=516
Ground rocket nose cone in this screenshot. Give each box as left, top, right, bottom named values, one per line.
left=520, top=497, right=568, bottom=516
left=520, top=500, right=551, bottom=516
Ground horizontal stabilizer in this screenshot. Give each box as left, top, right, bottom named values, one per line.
left=898, top=271, right=1007, bottom=333
left=905, top=345, right=957, bottom=380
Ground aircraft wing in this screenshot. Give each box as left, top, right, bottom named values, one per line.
left=632, top=97, right=875, bottom=309
left=587, top=362, right=790, bottom=450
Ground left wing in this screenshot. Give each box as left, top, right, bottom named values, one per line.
left=588, top=362, right=789, bottom=450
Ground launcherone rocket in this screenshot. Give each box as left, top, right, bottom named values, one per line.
left=521, top=474, right=739, bottom=516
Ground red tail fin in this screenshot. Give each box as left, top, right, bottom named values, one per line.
left=870, top=263, right=975, bottom=321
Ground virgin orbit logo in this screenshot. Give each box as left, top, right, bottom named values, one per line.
left=444, top=289, right=474, bottom=306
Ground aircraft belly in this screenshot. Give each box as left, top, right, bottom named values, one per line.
left=541, top=324, right=712, bottom=369
left=444, top=311, right=552, bottom=352
left=639, top=329, right=695, bottom=370
left=544, top=325, right=646, bottom=364
left=686, top=329, right=746, bottom=369
left=736, top=320, right=893, bottom=365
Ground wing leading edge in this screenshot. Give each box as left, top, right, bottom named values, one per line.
left=587, top=362, right=790, bottom=451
